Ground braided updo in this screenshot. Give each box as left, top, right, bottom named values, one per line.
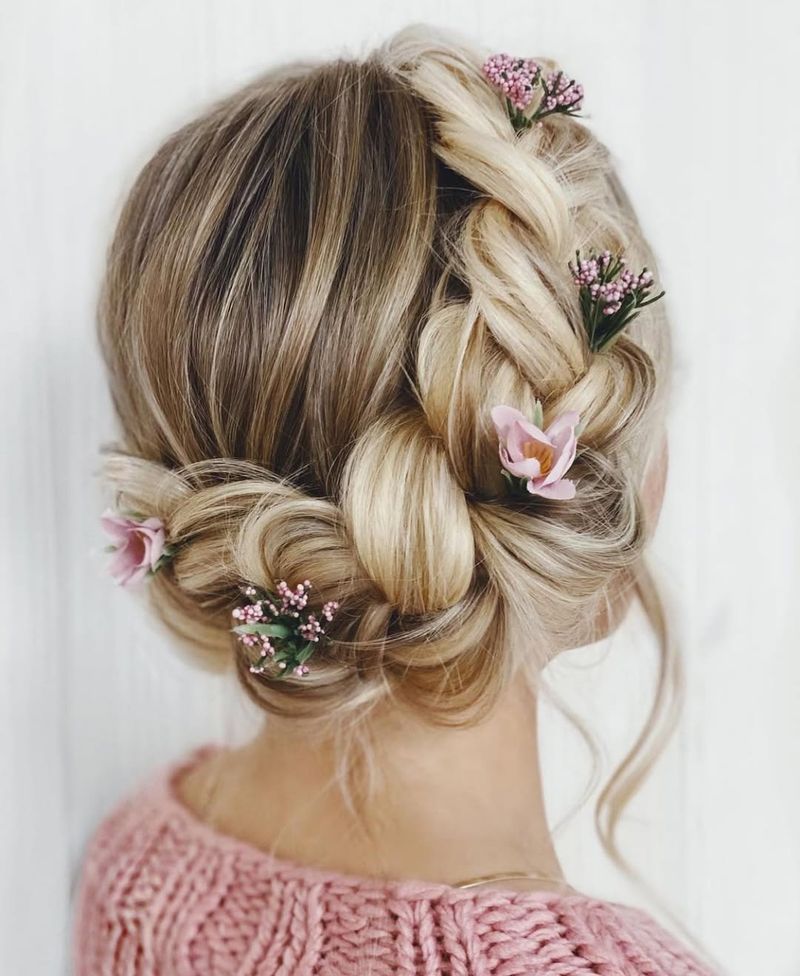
left=99, top=26, right=671, bottom=747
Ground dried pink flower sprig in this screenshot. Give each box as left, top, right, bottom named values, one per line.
left=569, top=249, right=666, bottom=352
left=482, top=54, right=584, bottom=131
left=232, top=579, right=339, bottom=679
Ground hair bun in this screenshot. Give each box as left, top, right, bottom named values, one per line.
left=98, top=28, right=667, bottom=728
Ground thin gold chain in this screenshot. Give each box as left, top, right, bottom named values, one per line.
left=190, top=754, right=573, bottom=896
left=453, top=871, right=574, bottom=892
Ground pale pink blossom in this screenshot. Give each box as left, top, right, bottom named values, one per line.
left=101, top=510, right=166, bottom=585
left=491, top=404, right=580, bottom=500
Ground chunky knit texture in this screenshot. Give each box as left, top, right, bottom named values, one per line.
left=72, top=746, right=717, bottom=975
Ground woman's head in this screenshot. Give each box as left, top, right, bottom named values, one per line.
left=100, top=26, right=670, bottom=731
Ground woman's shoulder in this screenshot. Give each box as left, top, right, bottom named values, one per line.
left=73, top=744, right=719, bottom=976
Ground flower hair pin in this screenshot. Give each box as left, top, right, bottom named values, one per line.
left=232, top=579, right=339, bottom=680
left=101, top=510, right=176, bottom=585
left=491, top=402, right=581, bottom=500
left=483, top=53, right=584, bottom=132
left=570, top=249, right=666, bottom=352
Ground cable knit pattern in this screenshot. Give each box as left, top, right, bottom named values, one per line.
left=72, top=747, right=718, bottom=976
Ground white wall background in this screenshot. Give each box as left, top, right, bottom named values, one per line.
left=2, top=1, right=799, bottom=974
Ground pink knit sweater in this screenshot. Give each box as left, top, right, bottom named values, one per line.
left=72, top=746, right=717, bottom=975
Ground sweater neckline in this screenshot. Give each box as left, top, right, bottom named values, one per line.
left=154, top=742, right=592, bottom=907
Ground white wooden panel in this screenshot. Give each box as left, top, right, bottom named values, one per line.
left=1, top=2, right=798, bottom=973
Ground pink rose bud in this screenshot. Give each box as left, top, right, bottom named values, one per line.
left=101, top=510, right=167, bottom=586
left=491, top=404, right=580, bottom=500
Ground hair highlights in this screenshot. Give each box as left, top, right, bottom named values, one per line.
left=99, top=26, right=678, bottom=873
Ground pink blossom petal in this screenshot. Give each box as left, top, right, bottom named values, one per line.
left=530, top=478, right=577, bottom=500
left=506, top=418, right=552, bottom=463
left=543, top=430, right=577, bottom=485
left=500, top=444, right=542, bottom=480
left=136, top=520, right=166, bottom=568
left=100, top=510, right=135, bottom=542
left=491, top=405, right=530, bottom=441
left=123, top=562, right=152, bottom=586
left=545, top=411, right=580, bottom=441
left=108, top=538, right=148, bottom=585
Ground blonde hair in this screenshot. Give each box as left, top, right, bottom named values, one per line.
left=99, top=26, right=679, bottom=872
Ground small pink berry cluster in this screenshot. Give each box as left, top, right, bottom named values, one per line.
left=569, top=249, right=665, bottom=351
left=231, top=596, right=267, bottom=624
left=231, top=580, right=340, bottom=679
left=597, top=268, right=655, bottom=316
left=482, top=53, right=583, bottom=130
left=482, top=54, right=541, bottom=110
left=275, top=579, right=310, bottom=613
left=570, top=250, right=613, bottom=286
left=237, top=630, right=275, bottom=656
left=540, top=70, right=584, bottom=116
left=570, top=251, right=654, bottom=316
left=298, top=600, right=339, bottom=643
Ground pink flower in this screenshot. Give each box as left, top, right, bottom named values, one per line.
left=568, top=249, right=665, bottom=351
left=491, top=404, right=580, bottom=500
left=483, top=53, right=542, bottom=111
left=483, top=54, right=584, bottom=131
left=101, top=510, right=167, bottom=585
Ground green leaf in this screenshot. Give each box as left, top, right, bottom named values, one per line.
left=296, top=643, right=316, bottom=664
left=150, top=552, right=175, bottom=574
left=506, top=100, right=532, bottom=132
left=233, top=622, right=293, bottom=638
left=637, top=289, right=666, bottom=310
left=127, top=511, right=147, bottom=522
left=532, top=400, right=544, bottom=429
left=500, top=468, right=513, bottom=485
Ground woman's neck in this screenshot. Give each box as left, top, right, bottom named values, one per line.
left=180, top=672, right=565, bottom=891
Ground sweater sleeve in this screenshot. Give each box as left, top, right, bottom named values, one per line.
left=71, top=841, right=116, bottom=976
left=69, top=792, right=151, bottom=976
left=610, top=902, right=722, bottom=976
